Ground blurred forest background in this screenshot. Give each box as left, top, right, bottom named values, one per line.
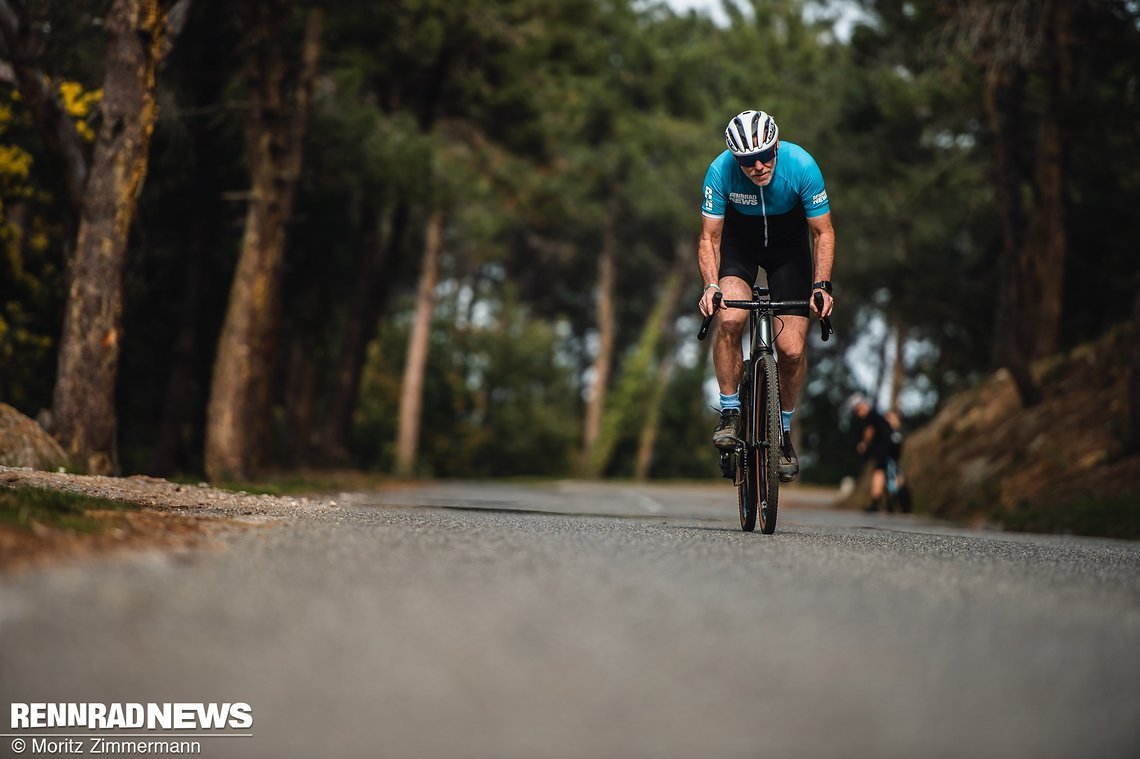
left=0, top=0, right=1137, bottom=484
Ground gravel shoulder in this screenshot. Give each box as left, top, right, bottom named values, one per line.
left=0, top=466, right=334, bottom=572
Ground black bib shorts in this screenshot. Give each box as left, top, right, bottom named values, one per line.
left=718, top=205, right=813, bottom=317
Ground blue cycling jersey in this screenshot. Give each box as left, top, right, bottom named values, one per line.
left=701, top=142, right=830, bottom=219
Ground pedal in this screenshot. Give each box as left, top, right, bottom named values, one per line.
left=719, top=451, right=733, bottom=479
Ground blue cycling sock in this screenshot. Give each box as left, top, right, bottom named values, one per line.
left=781, top=408, right=794, bottom=433
left=720, top=392, right=741, bottom=411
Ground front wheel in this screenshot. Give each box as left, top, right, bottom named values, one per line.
left=756, top=353, right=782, bottom=534
left=736, top=359, right=757, bottom=531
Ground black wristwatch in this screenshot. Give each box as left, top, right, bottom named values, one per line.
left=812, top=280, right=833, bottom=295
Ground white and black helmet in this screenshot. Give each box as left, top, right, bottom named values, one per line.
left=724, top=110, right=779, bottom=163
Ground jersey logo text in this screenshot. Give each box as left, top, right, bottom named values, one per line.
left=729, top=192, right=758, bottom=206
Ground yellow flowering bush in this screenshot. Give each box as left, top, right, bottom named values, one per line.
left=58, top=80, right=102, bottom=142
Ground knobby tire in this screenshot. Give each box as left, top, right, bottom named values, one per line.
left=737, top=359, right=757, bottom=532
left=757, top=353, right=781, bottom=534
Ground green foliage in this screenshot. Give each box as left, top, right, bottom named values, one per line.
left=0, top=87, right=68, bottom=415
left=829, top=1, right=1000, bottom=376
left=0, top=485, right=133, bottom=534
left=648, top=358, right=721, bottom=479
left=797, top=349, right=868, bottom=483
left=356, top=291, right=580, bottom=477
left=589, top=272, right=679, bottom=476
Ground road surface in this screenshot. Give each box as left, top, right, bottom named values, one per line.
left=2, top=481, right=1138, bottom=758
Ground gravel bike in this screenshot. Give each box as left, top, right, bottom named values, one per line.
left=698, top=288, right=833, bottom=533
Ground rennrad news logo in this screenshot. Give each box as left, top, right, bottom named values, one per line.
left=10, top=702, right=253, bottom=730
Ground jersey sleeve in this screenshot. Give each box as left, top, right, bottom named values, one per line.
left=799, top=153, right=830, bottom=218
left=701, top=159, right=726, bottom=218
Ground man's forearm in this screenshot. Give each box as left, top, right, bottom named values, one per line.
left=698, top=238, right=720, bottom=285
left=812, top=229, right=835, bottom=282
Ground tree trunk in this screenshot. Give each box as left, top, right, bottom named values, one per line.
left=1130, top=288, right=1140, bottom=449
left=320, top=203, right=409, bottom=464
left=1026, top=0, right=1071, bottom=360
left=204, top=2, right=323, bottom=481
left=395, top=209, right=444, bottom=476
left=582, top=204, right=618, bottom=465
left=635, top=348, right=676, bottom=480
left=974, top=0, right=1072, bottom=402
left=634, top=236, right=690, bottom=479
left=889, top=320, right=906, bottom=414
left=50, top=0, right=171, bottom=474
left=983, top=62, right=1042, bottom=408
left=590, top=236, right=690, bottom=477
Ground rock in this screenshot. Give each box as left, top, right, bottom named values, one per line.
left=0, top=403, right=70, bottom=471
left=1078, top=450, right=1108, bottom=471
left=891, top=322, right=1137, bottom=521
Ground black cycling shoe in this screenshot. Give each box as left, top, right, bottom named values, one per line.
left=712, top=408, right=741, bottom=449
left=778, top=431, right=799, bottom=482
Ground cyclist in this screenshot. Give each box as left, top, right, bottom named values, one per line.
left=882, top=409, right=913, bottom=513
left=849, top=394, right=909, bottom=512
left=697, top=109, right=835, bottom=481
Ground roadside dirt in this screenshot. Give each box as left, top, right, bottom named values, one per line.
left=0, top=467, right=334, bottom=573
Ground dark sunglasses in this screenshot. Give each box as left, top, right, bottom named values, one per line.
left=736, top=145, right=777, bottom=167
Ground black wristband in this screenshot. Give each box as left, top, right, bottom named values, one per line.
left=812, top=280, right=833, bottom=295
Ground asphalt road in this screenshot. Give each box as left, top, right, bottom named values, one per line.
left=2, top=481, right=1138, bottom=758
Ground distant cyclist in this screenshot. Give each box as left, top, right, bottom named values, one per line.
left=697, top=109, right=836, bottom=481
left=849, top=394, right=911, bottom=513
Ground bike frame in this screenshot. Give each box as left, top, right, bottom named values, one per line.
left=724, top=287, right=816, bottom=462
left=698, top=287, right=832, bottom=533
left=740, top=289, right=777, bottom=364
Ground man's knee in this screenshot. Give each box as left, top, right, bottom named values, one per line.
left=775, top=318, right=808, bottom=363
left=778, top=340, right=805, bottom=365
left=718, top=312, right=747, bottom=339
